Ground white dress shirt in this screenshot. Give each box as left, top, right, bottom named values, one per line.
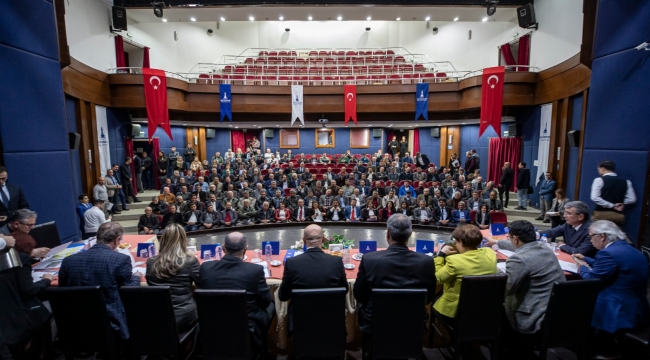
left=590, top=173, right=636, bottom=208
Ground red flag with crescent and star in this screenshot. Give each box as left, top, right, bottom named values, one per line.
left=344, top=84, right=357, bottom=126
left=142, top=68, right=173, bottom=140
left=479, top=66, right=505, bottom=139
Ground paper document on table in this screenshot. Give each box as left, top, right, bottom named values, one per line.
left=252, top=261, right=270, bottom=278
left=558, top=260, right=578, bottom=273
left=497, top=249, right=515, bottom=258
left=545, top=212, right=559, bottom=217
left=32, top=258, right=62, bottom=270
left=496, top=262, right=507, bottom=273
left=132, top=266, right=146, bottom=275
left=32, top=270, right=58, bottom=282
left=43, top=242, right=72, bottom=259
left=50, top=246, right=83, bottom=260
left=117, top=247, right=137, bottom=269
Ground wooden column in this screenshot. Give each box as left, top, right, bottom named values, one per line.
left=439, top=126, right=460, bottom=169
left=574, top=89, right=589, bottom=199
left=198, top=127, right=207, bottom=161
left=184, top=127, right=206, bottom=162
left=76, top=99, right=100, bottom=197
left=546, top=100, right=560, bottom=176
left=555, top=98, right=572, bottom=190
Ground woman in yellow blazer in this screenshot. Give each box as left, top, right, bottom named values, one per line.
left=434, top=225, right=497, bottom=323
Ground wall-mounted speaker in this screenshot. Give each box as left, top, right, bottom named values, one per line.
left=517, top=3, right=537, bottom=29
left=206, top=129, right=216, bottom=139
left=508, top=123, right=520, bottom=136
left=112, top=6, right=128, bottom=31
left=68, top=132, right=80, bottom=150
left=128, top=124, right=141, bottom=137
left=567, top=130, right=580, bottom=147
left=372, top=129, right=382, bottom=138
left=430, top=127, right=440, bottom=138
left=264, top=129, right=274, bottom=139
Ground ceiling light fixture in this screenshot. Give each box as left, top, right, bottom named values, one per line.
left=367, top=16, right=372, bottom=21
left=220, top=17, right=225, bottom=21
left=396, top=17, right=401, bottom=21
left=482, top=17, right=488, bottom=22
left=190, top=17, right=196, bottom=22
left=337, top=16, right=342, bottom=21
left=279, top=16, right=284, bottom=21
left=453, top=17, right=459, bottom=21
left=308, top=16, right=313, bottom=21
left=249, top=16, right=254, bottom=21
left=425, top=16, right=430, bottom=21
left=162, top=18, right=167, bottom=22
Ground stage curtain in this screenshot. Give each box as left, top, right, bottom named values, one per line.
left=143, top=47, right=150, bottom=68
left=231, top=130, right=246, bottom=154
left=151, top=137, right=160, bottom=189
left=488, top=137, right=522, bottom=192
left=500, top=43, right=516, bottom=67
left=115, top=35, right=126, bottom=68
left=412, top=129, right=420, bottom=155
left=517, top=34, right=530, bottom=72
left=125, top=137, right=137, bottom=195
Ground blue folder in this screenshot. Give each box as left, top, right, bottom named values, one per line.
left=415, top=240, right=435, bottom=254
left=200, top=244, right=218, bottom=259
left=490, top=223, right=506, bottom=236
left=263, top=241, right=280, bottom=255
left=359, top=240, right=377, bottom=254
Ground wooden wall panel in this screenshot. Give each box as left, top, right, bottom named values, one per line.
left=76, top=99, right=100, bottom=197
left=439, top=126, right=460, bottom=169
left=62, top=58, right=111, bottom=106
left=574, top=89, right=589, bottom=199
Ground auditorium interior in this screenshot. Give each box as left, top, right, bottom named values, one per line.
left=1, top=0, right=650, bottom=359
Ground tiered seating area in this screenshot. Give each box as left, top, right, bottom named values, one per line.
left=197, top=48, right=450, bottom=85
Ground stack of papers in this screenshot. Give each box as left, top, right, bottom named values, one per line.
left=497, top=249, right=515, bottom=258
left=32, top=270, right=58, bottom=282
left=496, top=262, right=507, bottom=273
left=558, top=260, right=579, bottom=273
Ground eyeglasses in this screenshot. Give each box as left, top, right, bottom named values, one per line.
left=588, top=233, right=601, bottom=238
left=19, top=222, right=36, bottom=228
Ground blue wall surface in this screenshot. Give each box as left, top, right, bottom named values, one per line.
left=565, top=94, right=584, bottom=201
left=0, top=0, right=80, bottom=243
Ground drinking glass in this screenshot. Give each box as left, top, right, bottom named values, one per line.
left=203, top=250, right=213, bottom=261
left=140, top=249, right=149, bottom=258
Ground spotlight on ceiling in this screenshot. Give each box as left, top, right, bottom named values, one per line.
left=220, top=17, right=225, bottom=21
left=152, top=2, right=164, bottom=18
left=279, top=16, right=284, bottom=21
left=162, top=18, right=167, bottom=22
left=337, top=16, right=342, bottom=21
left=453, top=17, right=459, bottom=21
left=482, top=17, right=488, bottom=22
left=425, top=16, right=430, bottom=21
left=249, top=16, right=254, bottom=21
left=190, top=17, right=196, bottom=22
left=396, top=17, right=401, bottom=21
left=366, top=16, right=372, bottom=21
left=308, top=16, right=313, bottom=21
left=486, top=0, right=498, bottom=16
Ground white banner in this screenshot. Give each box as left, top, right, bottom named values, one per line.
left=95, top=105, right=111, bottom=176
left=291, top=85, right=304, bottom=126
left=536, top=103, right=552, bottom=183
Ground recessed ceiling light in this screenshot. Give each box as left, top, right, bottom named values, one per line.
left=220, top=17, right=225, bottom=21
left=461, top=123, right=466, bottom=125
left=249, top=16, right=254, bottom=21
left=396, top=17, right=401, bottom=21
left=367, top=16, right=372, bottom=21
left=162, top=18, right=167, bottom=22
left=425, top=16, right=430, bottom=21
left=482, top=17, right=488, bottom=22
left=229, top=125, right=232, bottom=127
left=308, top=16, right=313, bottom=21
left=275, top=125, right=280, bottom=127
left=182, top=123, right=187, bottom=125
left=453, top=17, right=459, bottom=21
left=279, top=16, right=284, bottom=21
left=337, top=16, right=342, bottom=21
left=235, top=126, right=239, bottom=128
left=190, top=17, right=196, bottom=22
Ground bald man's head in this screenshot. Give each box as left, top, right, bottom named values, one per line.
left=224, top=232, right=247, bottom=256
left=302, top=224, right=324, bottom=247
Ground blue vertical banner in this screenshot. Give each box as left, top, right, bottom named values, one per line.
left=415, top=83, right=429, bottom=121
left=219, top=84, right=232, bottom=123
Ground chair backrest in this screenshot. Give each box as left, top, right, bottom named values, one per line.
left=540, top=279, right=601, bottom=350
left=372, top=288, right=428, bottom=359
left=46, top=286, right=116, bottom=357
left=30, top=221, right=60, bottom=249
left=119, top=286, right=181, bottom=356
left=195, top=289, right=250, bottom=360
left=469, top=210, right=477, bottom=224
left=491, top=212, right=507, bottom=224
left=454, top=275, right=508, bottom=342
left=293, top=288, right=347, bottom=359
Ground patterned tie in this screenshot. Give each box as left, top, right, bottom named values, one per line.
left=0, top=185, right=9, bottom=207
left=299, top=208, right=303, bottom=220
left=351, top=207, right=355, bottom=220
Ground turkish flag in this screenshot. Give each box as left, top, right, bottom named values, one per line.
left=344, top=84, right=357, bottom=126
left=479, top=66, right=505, bottom=139
left=143, top=68, right=173, bottom=140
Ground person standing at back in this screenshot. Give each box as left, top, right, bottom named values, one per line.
left=120, top=158, right=141, bottom=203
left=0, top=166, right=29, bottom=227
left=535, top=172, right=557, bottom=221
left=134, top=153, right=143, bottom=193
left=183, top=144, right=196, bottom=171
left=498, top=162, right=514, bottom=208
left=515, top=162, right=531, bottom=210
left=590, top=160, right=636, bottom=227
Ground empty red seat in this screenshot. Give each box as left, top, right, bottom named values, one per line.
left=244, top=58, right=254, bottom=64
left=388, top=74, right=401, bottom=84
left=311, top=76, right=323, bottom=85
left=198, top=73, right=211, bottom=84
left=223, top=66, right=233, bottom=74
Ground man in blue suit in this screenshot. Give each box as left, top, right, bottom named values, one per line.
left=59, top=223, right=142, bottom=341
left=574, top=220, right=650, bottom=358
left=544, top=201, right=598, bottom=258
left=345, top=198, right=362, bottom=222
left=76, top=194, right=91, bottom=237
left=451, top=201, right=471, bottom=226
left=535, top=172, right=557, bottom=221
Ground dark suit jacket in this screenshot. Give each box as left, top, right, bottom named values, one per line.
left=516, top=168, right=531, bottom=190
left=0, top=183, right=30, bottom=221
left=327, top=207, right=346, bottom=221
left=59, top=244, right=140, bottom=339
left=545, top=220, right=597, bottom=257
left=199, top=255, right=272, bottom=347
left=292, top=207, right=312, bottom=221
left=499, top=167, right=514, bottom=189
left=0, top=252, right=51, bottom=345
left=278, top=248, right=347, bottom=302
left=119, top=164, right=133, bottom=182
left=353, top=244, right=436, bottom=330
left=475, top=211, right=491, bottom=226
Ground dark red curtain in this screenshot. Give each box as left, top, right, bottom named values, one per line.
left=115, top=35, right=126, bottom=68
left=517, top=34, right=530, bottom=72
left=143, top=47, right=150, bottom=68
left=412, top=129, right=420, bottom=154
left=487, top=137, right=522, bottom=192
left=151, top=137, right=160, bottom=189
left=125, top=138, right=137, bottom=195
left=500, top=43, right=516, bottom=67
left=231, top=130, right=245, bottom=153
left=244, top=130, right=259, bottom=150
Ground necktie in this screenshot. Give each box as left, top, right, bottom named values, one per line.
left=0, top=185, right=9, bottom=206
left=351, top=207, right=355, bottom=220
left=299, top=208, right=303, bottom=220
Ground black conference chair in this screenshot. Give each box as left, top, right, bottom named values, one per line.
left=119, top=286, right=198, bottom=359
left=431, top=275, right=508, bottom=360
left=46, top=286, right=117, bottom=360
left=194, top=289, right=251, bottom=360
left=364, top=288, right=428, bottom=359
left=292, top=288, right=347, bottom=359
left=30, top=221, right=60, bottom=249
left=623, top=325, right=650, bottom=359
left=537, top=279, right=601, bottom=360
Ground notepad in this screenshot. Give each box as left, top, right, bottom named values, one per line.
left=557, top=260, right=579, bottom=273
left=497, top=249, right=515, bottom=258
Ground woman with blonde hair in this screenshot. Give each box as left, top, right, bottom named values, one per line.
left=189, top=156, right=202, bottom=173
left=145, top=223, right=200, bottom=332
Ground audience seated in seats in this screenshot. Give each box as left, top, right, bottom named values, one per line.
left=200, top=204, right=221, bottom=230
left=161, top=204, right=184, bottom=230
left=59, top=223, right=143, bottom=342
left=397, top=201, right=413, bottom=219
left=199, top=232, right=275, bottom=348
left=183, top=203, right=202, bottom=232
left=138, top=206, right=160, bottom=235
left=256, top=201, right=275, bottom=224
left=327, top=200, right=346, bottom=222
left=159, top=186, right=176, bottom=204
left=542, top=201, right=598, bottom=258
left=574, top=220, right=650, bottom=358
left=149, top=196, right=169, bottom=215
left=452, top=201, right=471, bottom=226
left=309, top=202, right=324, bottom=222
left=146, top=224, right=200, bottom=332
left=486, top=190, right=503, bottom=212
left=274, top=202, right=291, bottom=223
left=354, top=214, right=436, bottom=333
left=466, top=191, right=484, bottom=213
left=292, top=199, right=310, bottom=222
left=237, top=199, right=257, bottom=225
left=434, top=199, right=454, bottom=227
left=413, top=201, right=432, bottom=225
left=220, top=201, right=238, bottom=227
left=362, top=201, right=379, bottom=222
left=379, top=201, right=395, bottom=222
left=475, top=204, right=491, bottom=230
left=345, top=198, right=361, bottom=222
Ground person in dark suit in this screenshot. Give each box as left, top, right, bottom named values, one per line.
left=292, top=199, right=311, bottom=222
left=475, top=204, right=491, bottom=230
left=543, top=201, right=597, bottom=258
left=161, top=204, right=184, bottom=230
left=353, top=214, right=436, bottom=332
left=119, top=158, right=141, bottom=203
left=574, top=220, right=650, bottom=358
left=515, top=162, right=531, bottom=210
left=535, top=172, right=557, bottom=221
left=278, top=224, right=348, bottom=331
left=498, top=162, right=514, bottom=208
left=434, top=199, right=454, bottom=227
left=199, top=232, right=275, bottom=349
left=59, top=223, right=142, bottom=341
left=146, top=224, right=200, bottom=332
left=0, top=166, right=29, bottom=226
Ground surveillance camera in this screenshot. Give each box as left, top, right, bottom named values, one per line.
left=365, top=27, right=371, bottom=31
left=432, top=27, right=438, bottom=34
left=285, top=28, right=290, bottom=32
left=318, top=118, right=329, bottom=124
left=152, top=2, right=164, bottom=18
left=207, top=29, right=213, bottom=34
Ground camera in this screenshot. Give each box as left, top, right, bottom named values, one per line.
left=318, top=118, right=329, bottom=124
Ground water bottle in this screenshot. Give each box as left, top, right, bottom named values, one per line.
left=438, top=239, right=445, bottom=253
left=215, top=243, right=223, bottom=260
left=540, top=234, right=548, bottom=245
left=480, top=238, right=488, bottom=248
left=343, top=245, right=351, bottom=266
left=148, top=244, right=156, bottom=257
left=264, top=242, right=272, bottom=263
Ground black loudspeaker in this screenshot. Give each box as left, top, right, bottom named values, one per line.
left=372, top=129, right=382, bottom=138
left=206, top=129, right=216, bottom=139
left=112, top=6, right=128, bottom=31
left=567, top=130, right=580, bottom=147
left=430, top=127, right=440, bottom=138
left=129, top=124, right=141, bottom=137
left=68, top=133, right=80, bottom=150
left=264, top=129, right=274, bottom=139
left=508, top=124, right=519, bottom=136
left=517, top=3, right=536, bottom=29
